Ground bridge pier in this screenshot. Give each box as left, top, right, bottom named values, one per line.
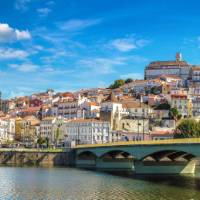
left=76, top=158, right=134, bottom=171
left=134, top=160, right=197, bottom=174
left=76, top=159, right=96, bottom=169
left=96, top=158, right=134, bottom=172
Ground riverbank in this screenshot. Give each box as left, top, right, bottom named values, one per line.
left=0, top=148, right=75, bottom=167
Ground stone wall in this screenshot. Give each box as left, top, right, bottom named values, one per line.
left=0, top=150, right=75, bottom=167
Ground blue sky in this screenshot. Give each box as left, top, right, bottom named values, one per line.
left=1, top=0, right=200, bottom=98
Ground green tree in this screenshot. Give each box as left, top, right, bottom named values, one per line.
left=169, top=107, right=182, bottom=121
left=150, top=86, right=161, bottom=94
left=55, top=126, right=61, bottom=147
left=109, top=79, right=125, bottom=89
left=174, top=119, right=200, bottom=138
left=125, top=78, right=133, bottom=84
left=37, top=137, right=46, bottom=147
left=155, top=103, right=171, bottom=110
left=15, top=122, right=22, bottom=141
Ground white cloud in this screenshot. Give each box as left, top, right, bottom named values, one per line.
left=120, top=73, right=144, bottom=80
left=43, top=67, right=74, bottom=75
left=109, top=37, right=149, bottom=52
left=0, top=23, right=31, bottom=43
left=46, top=1, right=54, bottom=5
left=58, top=19, right=102, bottom=32
left=37, top=8, right=51, bottom=17
left=129, top=55, right=149, bottom=63
left=33, top=45, right=44, bottom=51
left=9, top=63, right=38, bottom=72
left=14, top=0, right=31, bottom=11
left=16, top=29, right=31, bottom=40
left=79, top=57, right=125, bottom=75
left=135, top=39, right=150, bottom=48
left=0, top=48, right=29, bottom=59
left=110, top=38, right=137, bottom=52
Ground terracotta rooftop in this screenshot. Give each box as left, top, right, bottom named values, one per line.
left=22, top=115, right=40, bottom=125
left=151, top=130, right=174, bottom=136
left=88, top=102, right=98, bottom=106
left=21, top=107, right=41, bottom=113
left=192, top=66, right=200, bottom=71
left=103, top=93, right=119, bottom=103
left=159, top=74, right=182, bottom=79
left=61, top=92, right=74, bottom=98
left=121, top=100, right=149, bottom=109
left=171, top=94, right=188, bottom=99
left=69, top=119, right=105, bottom=123
left=42, top=117, right=56, bottom=121
left=147, top=60, right=190, bottom=69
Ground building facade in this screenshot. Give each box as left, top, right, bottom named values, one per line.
left=145, top=53, right=191, bottom=82
left=171, top=94, right=192, bottom=118
left=64, top=119, right=110, bottom=144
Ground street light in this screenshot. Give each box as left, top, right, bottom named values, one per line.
left=77, top=125, right=80, bottom=145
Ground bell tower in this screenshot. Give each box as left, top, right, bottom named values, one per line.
left=176, top=52, right=182, bottom=61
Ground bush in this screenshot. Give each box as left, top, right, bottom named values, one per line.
left=174, top=119, right=200, bottom=138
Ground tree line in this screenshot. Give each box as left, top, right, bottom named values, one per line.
left=108, top=78, right=133, bottom=89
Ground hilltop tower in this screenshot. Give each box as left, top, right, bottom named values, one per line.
left=176, top=52, right=182, bottom=61
left=144, top=53, right=190, bottom=81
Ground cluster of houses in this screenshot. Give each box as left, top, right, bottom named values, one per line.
left=1, top=53, right=200, bottom=147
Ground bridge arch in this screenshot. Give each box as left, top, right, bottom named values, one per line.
left=77, top=151, right=97, bottom=160
left=141, top=150, right=196, bottom=162
left=100, top=150, right=133, bottom=160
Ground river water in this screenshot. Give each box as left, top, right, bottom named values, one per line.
left=0, top=167, right=200, bottom=200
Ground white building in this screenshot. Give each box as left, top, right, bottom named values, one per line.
left=57, top=96, right=89, bottom=119
left=145, top=53, right=191, bottom=81
left=40, top=117, right=64, bottom=145
left=6, top=118, right=15, bottom=141
left=64, top=119, right=110, bottom=145
left=51, top=105, right=58, bottom=117
left=123, top=100, right=153, bottom=118
left=0, top=118, right=15, bottom=143
left=100, top=100, right=128, bottom=130
left=78, top=101, right=100, bottom=119
left=190, top=66, right=200, bottom=82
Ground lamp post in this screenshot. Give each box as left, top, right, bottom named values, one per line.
left=77, top=125, right=80, bottom=145
left=140, top=94, right=145, bottom=141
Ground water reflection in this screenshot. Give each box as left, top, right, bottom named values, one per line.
left=0, top=167, right=200, bottom=200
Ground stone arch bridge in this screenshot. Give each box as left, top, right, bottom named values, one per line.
left=75, top=138, right=200, bottom=174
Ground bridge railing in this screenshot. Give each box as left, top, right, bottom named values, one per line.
left=75, top=138, right=200, bottom=149
left=0, top=148, right=66, bottom=153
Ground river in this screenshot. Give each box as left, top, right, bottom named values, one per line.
left=0, top=167, right=200, bottom=200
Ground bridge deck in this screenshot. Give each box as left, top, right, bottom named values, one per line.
left=75, top=138, right=200, bottom=149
